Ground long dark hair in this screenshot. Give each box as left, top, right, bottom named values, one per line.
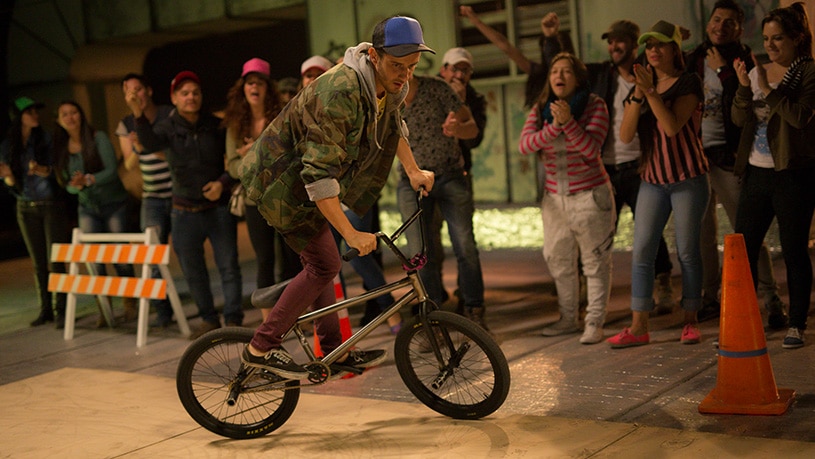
left=221, top=72, right=281, bottom=142
left=5, top=115, right=51, bottom=192
left=763, top=2, right=814, bottom=59
left=52, top=100, right=103, bottom=187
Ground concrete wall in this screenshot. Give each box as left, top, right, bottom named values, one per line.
left=6, top=0, right=812, bottom=207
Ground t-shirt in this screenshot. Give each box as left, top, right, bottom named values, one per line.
left=747, top=66, right=778, bottom=169
left=402, top=76, right=464, bottom=174
left=116, top=105, right=173, bottom=199
left=701, top=65, right=727, bottom=148
left=605, top=74, right=641, bottom=165
left=640, top=73, right=709, bottom=185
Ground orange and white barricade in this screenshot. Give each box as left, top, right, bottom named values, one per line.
left=48, top=227, right=190, bottom=347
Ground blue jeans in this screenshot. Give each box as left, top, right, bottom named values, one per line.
left=171, top=205, right=243, bottom=325
left=397, top=172, right=484, bottom=310
left=78, top=200, right=135, bottom=278
left=631, top=174, right=709, bottom=312
left=142, top=197, right=173, bottom=321
left=332, top=206, right=394, bottom=310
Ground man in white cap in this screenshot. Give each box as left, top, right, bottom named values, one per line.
left=300, top=55, right=334, bottom=88
left=436, top=47, right=487, bottom=319
left=397, top=44, right=486, bottom=330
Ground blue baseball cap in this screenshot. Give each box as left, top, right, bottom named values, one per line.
left=372, top=16, right=435, bottom=57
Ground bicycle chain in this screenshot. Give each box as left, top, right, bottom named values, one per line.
left=238, top=360, right=344, bottom=392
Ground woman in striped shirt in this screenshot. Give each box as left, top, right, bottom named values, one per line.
left=608, top=21, right=709, bottom=348
left=519, top=52, right=614, bottom=345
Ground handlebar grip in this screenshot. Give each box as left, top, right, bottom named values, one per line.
left=342, top=248, right=360, bottom=261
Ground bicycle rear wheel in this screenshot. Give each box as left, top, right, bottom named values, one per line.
left=394, top=311, right=510, bottom=419
left=176, top=327, right=300, bottom=439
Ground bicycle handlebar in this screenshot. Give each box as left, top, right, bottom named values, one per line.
left=341, top=188, right=425, bottom=268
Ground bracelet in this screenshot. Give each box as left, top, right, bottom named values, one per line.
left=628, top=95, right=644, bottom=104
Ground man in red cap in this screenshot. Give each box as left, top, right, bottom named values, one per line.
left=126, top=70, right=244, bottom=340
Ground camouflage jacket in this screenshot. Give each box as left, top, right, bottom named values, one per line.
left=239, top=43, right=409, bottom=251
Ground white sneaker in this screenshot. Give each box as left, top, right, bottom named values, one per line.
left=579, top=322, right=604, bottom=344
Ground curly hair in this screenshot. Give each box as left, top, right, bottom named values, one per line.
left=221, top=73, right=282, bottom=141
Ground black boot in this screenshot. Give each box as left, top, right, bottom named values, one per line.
left=30, top=311, right=54, bottom=327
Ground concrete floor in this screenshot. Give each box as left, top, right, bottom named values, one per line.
left=1, top=222, right=814, bottom=457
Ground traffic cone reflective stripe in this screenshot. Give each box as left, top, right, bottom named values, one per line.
left=698, top=234, right=794, bottom=415
left=314, top=274, right=353, bottom=358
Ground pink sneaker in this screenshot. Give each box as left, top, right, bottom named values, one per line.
left=607, top=327, right=650, bottom=348
left=680, top=323, right=701, bottom=344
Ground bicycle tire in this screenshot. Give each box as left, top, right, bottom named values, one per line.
left=176, top=327, right=300, bottom=439
left=394, top=311, right=510, bottom=419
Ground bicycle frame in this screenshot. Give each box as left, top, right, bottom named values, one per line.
left=279, top=189, right=436, bottom=369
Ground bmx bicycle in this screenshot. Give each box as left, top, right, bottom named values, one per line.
left=176, top=190, right=511, bottom=439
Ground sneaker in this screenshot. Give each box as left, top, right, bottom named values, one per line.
left=579, top=322, right=604, bottom=344
left=782, top=327, right=805, bottom=349
left=541, top=317, right=579, bottom=336
left=336, top=349, right=387, bottom=369
left=241, top=346, right=309, bottom=380
left=607, top=327, right=650, bottom=348
left=765, top=295, right=789, bottom=330
left=189, top=320, right=221, bottom=340
left=697, top=300, right=720, bottom=322
left=680, top=323, right=701, bottom=344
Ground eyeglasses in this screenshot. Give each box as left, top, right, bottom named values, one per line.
left=447, top=65, right=473, bottom=76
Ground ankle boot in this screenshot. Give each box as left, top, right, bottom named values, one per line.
left=468, top=306, right=489, bottom=331
left=30, top=311, right=55, bottom=327
left=123, top=297, right=138, bottom=322
left=652, top=272, right=676, bottom=316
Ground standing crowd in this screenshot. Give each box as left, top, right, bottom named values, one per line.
left=2, top=3, right=812, bottom=371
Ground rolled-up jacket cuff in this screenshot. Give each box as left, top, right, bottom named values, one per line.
left=305, top=177, right=340, bottom=202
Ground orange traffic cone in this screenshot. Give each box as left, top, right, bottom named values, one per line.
left=313, top=274, right=353, bottom=358
left=698, top=234, right=794, bottom=415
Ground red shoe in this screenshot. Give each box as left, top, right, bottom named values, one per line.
left=607, top=327, right=650, bottom=348
left=680, top=323, right=701, bottom=344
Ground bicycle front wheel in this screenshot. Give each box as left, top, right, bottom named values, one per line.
left=394, top=311, right=510, bottom=419
left=176, top=327, right=300, bottom=439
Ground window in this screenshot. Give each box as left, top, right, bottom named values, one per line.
left=457, top=0, right=571, bottom=78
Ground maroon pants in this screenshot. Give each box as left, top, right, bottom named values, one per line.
left=250, top=224, right=342, bottom=353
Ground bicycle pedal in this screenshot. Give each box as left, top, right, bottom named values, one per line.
left=329, top=363, right=364, bottom=376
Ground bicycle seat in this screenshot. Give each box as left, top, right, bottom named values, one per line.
left=251, top=279, right=292, bottom=309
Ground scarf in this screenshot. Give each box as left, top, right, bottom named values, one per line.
left=777, top=55, right=813, bottom=97
left=539, top=88, right=590, bottom=126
